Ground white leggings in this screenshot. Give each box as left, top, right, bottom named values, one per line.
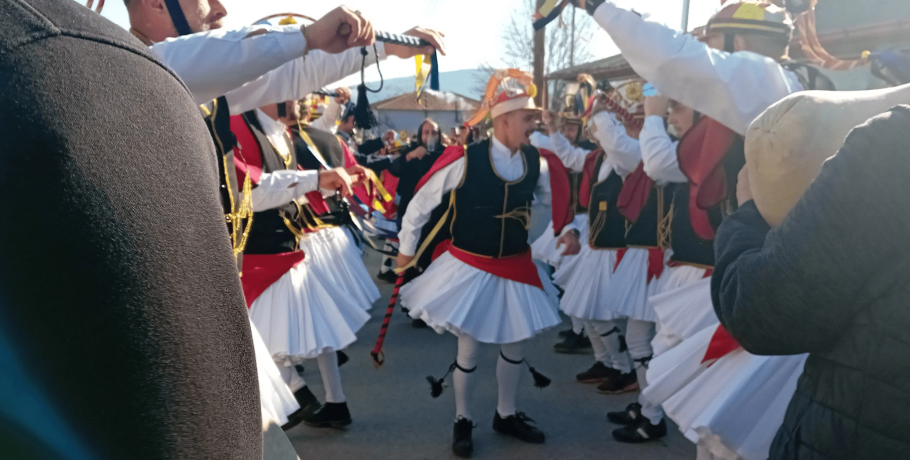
left=277, top=351, right=346, bottom=403
left=626, top=318, right=662, bottom=424
left=584, top=318, right=633, bottom=373
left=453, top=334, right=525, bottom=421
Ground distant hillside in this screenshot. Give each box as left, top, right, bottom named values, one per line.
left=360, top=68, right=489, bottom=102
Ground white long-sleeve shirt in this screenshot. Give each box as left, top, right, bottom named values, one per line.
left=548, top=112, right=640, bottom=177
left=399, top=136, right=575, bottom=256
left=249, top=110, right=319, bottom=211
left=223, top=46, right=385, bottom=115
left=150, top=25, right=307, bottom=105
left=591, top=2, right=802, bottom=135
left=640, top=116, right=688, bottom=184
left=149, top=25, right=386, bottom=114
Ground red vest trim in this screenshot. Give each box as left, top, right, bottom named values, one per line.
left=241, top=251, right=306, bottom=308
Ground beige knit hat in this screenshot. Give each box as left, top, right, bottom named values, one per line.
left=745, top=83, right=910, bottom=227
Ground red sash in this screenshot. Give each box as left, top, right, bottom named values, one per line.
left=240, top=251, right=306, bottom=308
left=677, top=117, right=738, bottom=240
left=432, top=240, right=543, bottom=289
left=701, top=324, right=742, bottom=364
left=614, top=247, right=665, bottom=283
left=381, top=170, right=400, bottom=219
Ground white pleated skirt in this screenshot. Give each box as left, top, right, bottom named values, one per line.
left=400, top=252, right=561, bottom=344
left=650, top=277, right=718, bottom=355
left=602, top=248, right=661, bottom=323
left=531, top=214, right=588, bottom=271
left=688, top=354, right=807, bottom=460
left=548, top=215, right=589, bottom=288
left=249, top=262, right=370, bottom=365
left=251, top=321, right=299, bottom=425
left=558, top=246, right=620, bottom=321
left=298, top=226, right=380, bottom=310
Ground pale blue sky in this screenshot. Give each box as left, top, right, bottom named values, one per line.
left=82, top=0, right=722, bottom=83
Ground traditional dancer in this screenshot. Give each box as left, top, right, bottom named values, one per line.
left=124, top=0, right=444, bottom=430
left=396, top=70, right=579, bottom=458
left=564, top=0, right=806, bottom=449
left=532, top=110, right=594, bottom=354
left=541, top=93, right=642, bottom=395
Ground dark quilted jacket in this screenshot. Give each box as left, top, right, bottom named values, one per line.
left=712, top=106, right=910, bottom=459
left=0, top=0, right=260, bottom=458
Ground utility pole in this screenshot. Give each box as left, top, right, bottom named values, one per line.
left=681, top=0, right=691, bottom=32
left=570, top=6, right=576, bottom=67
left=533, top=0, right=546, bottom=108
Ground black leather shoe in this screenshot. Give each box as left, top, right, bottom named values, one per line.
left=612, top=418, right=667, bottom=443
left=452, top=417, right=475, bottom=458
left=554, top=331, right=593, bottom=354
left=596, top=371, right=639, bottom=394
left=411, top=318, right=429, bottom=329
left=377, top=270, right=398, bottom=283
left=575, top=362, right=619, bottom=383
left=282, top=386, right=322, bottom=431
left=557, top=328, right=573, bottom=338
left=607, top=402, right=642, bottom=425
left=303, top=402, right=352, bottom=428
left=492, top=412, right=545, bottom=444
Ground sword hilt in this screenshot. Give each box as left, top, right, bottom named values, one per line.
left=337, top=24, right=432, bottom=48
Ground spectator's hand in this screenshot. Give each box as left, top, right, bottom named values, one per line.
left=556, top=231, right=581, bottom=256
left=319, top=168, right=354, bottom=197
left=644, top=95, right=670, bottom=118
left=396, top=253, right=415, bottom=270
left=737, top=166, right=753, bottom=207
left=307, top=6, right=375, bottom=54
left=407, top=146, right=428, bottom=161
left=385, top=27, right=446, bottom=59
left=334, top=86, right=351, bottom=104
left=344, top=165, right=370, bottom=185
left=542, top=110, right=558, bottom=133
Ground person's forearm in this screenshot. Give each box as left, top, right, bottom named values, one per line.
left=151, top=25, right=307, bottom=105
left=225, top=44, right=386, bottom=115
left=640, top=116, right=688, bottom=183
left=548, top=131, right=589, bottom=171
left=588, top=2, right=797, bottom=134
left=249, top=170, right=319, bottom=211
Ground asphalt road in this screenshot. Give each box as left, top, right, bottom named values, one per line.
left=285, top=249, right=695, bottom=460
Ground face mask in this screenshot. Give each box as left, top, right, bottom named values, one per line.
left=425, top=136, right=437, bottom=151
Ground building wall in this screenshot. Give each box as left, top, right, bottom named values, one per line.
left=374, top=110, right=468, bottom=138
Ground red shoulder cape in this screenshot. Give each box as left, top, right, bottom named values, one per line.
left=538, top=148, right=572, bottom=236
left=415, top=145, right=466, bottom=193
left=578, top=149, right=604, bottom=209
left=677, top=117, right=738, bottom=240
left=617, top=162, right=653, bottom=223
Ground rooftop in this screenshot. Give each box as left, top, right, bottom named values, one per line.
left=372, top=91, right=481, bottom=112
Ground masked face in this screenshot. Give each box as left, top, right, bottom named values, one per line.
left=668, top=102, right=696, bottom=137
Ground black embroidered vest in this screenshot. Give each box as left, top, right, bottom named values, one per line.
left=449, top=139, right=540, bottom=258
left=624, top=184, right=672, bottom=248
left=587, top=155, right=626, bottom=250
left=239, top=111, right=302, bottom=255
